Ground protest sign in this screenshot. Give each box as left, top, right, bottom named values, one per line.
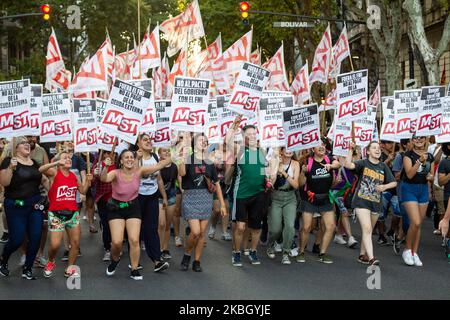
left=95, top=98, right=115, bottom=151
left=73, top=99, right=98, bottom=153
left=125, top=79, right=156, bottom=133
left=0, top=79, right=31, bottom=138
left=335, top=69, right=368, bottom=123
left=259, top=94, right=294, bottom=147
left=393, top=89, right=421, bottom=139
left=22, top=84, right=42, bottom=136
left=380, top=97, right=399, bottom=142
left=205, top=99, right=222, bottom=144
left=170, top=76, right=210, bottom=132
left=354, top=105, right=377, bottom=147
left=283, top=103, right=320, bottom=152
left=436, top=97, right=450, bottom=143
left=153, top=100, right=172, bottom=147
left=415, top=86, right=445, bottom=137
left=40, top=92, right=72, bottom=143
left=333, top=122, right=352, bottom=157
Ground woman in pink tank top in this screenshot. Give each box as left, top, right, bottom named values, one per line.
left=100, top=149, right=171, bottom=280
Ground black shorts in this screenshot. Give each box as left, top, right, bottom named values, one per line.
left=107, top=198, right=141, bottom=221
left=302, top=200, right=334, bottom=216
left=232, top=192, right=266, bottom=230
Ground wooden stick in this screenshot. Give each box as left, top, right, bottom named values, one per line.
left=12, top=137, right=16, bottom=158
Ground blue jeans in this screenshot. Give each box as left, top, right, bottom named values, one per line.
left=380, top=192, right=401, bottom=221
left=1, top=195, right=43, bottom=269
left=397, top=182, right=410, bottom=234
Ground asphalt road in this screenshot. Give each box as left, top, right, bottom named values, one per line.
left=0, top=213, right=449, bottom=300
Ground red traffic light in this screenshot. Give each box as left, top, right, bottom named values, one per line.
left=240, top=2, right=250, bottom=11
left=41, top=4, right=51, bottom=14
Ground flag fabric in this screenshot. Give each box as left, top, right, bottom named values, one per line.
left=102, top=35, right=114, bottom=78
left=188, top=49, right=209, bottom=78
left=262, top=43, right=289, bottom=91
left=250, top=47, right=261, bottom=66
left=115, top=47, right=136, bottom=80
left=333, top=25, right=351, bottom=65
left=368, top=81, right=381, bottom=106
left=153, top=53, right=170, bottom=99
left=168, top=45, right=188, bottom=97
left=290, top=61, right=311, bottom=105
left=132, top=24, right=161, bottom=79
left=45, top=27, right=71, bottom=91
left=309, top=25, right=332, bottom=84
left=319, top=89, right=336, bottom=111
left=160, top=0, right=205, bottom=57
left=197, top=34, right=223, bottom=95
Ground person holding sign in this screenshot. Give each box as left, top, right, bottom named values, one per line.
left=0, top=137, right=50, bottom=280
left=39, top=151, right=92, bottom=278
left=344, top=141, right=397, bottom=266
left=178, top=134, right=228, bottom=272
left=297, top=140, right=340, bottom=264
left=400, top=135, right=434, bottom=266
left=266, top=148, right=300, bottom=265
left=100, top=149, right=172, bottom=280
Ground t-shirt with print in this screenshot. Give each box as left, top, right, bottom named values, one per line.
left=351, top=159, right=395, bottom=213
left=48, top=169, right=79, bottom=212
left=182, top=157, right=218, bottom=191
left=402, top=151, right=434, bottom=184
left=438, top=157, right=450, bottom=199
left=304, top=157, right=334, bottom=195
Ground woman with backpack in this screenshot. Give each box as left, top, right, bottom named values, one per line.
left=345, top=141, right=397, bottom=266
left=297, top=140, right=340, bottom=264
left=179, top=133, right=227, bottom=272
left=400, top=135, right=434, bottom=266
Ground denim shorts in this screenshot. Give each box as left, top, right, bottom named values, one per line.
left=380, top=192, right=401, bottom=221
left=400, top=182, right=429, bottom=205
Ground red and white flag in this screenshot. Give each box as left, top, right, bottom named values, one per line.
left=290, top=61, right=311, bottom=105
left=160, top=0, right=205, bottom=57
left=309, top=25, right=332, bottom=84
left=101, top=35, right=114, bottom=78
left=262, top=43, right=289, bottom=91
left=250, top=47, right=261, bottom=66
left=319, top=89, right=337, bottom=111
left=45, top=28, right=71, bottom=91
left=188, top=49, right=209, bottom=78
left=222, top=29, right=253, bottom=90
left=168, top=46, right=188, bottom=97
left=368, top=81, right=381, bottom=107
left=153, top=53, right=170, bottom=100
left=70, top=38, right=109, bottom=94
left=115, top=46, right=136, bottom=80
left=197, top=34, right=223, bottom=95
left=132, top=24, right=161, bottom=79
left=72, top=91, right=97, bottom=99
left=333, top=25, right=351, bottom=66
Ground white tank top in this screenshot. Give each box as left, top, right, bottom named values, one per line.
left=138, top=154, right=159, bottom=195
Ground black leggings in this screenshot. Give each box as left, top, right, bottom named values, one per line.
left=97, top=199, right=111, bottom=251
left=138, top=193, right=161, bottom=263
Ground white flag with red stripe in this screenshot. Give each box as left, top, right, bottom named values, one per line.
left=197, top=34, right=223, bottom=96
left=160, top=0, right=205, bottom=57
left=262, top=43, right=289, bottom=91
left=153, top=53, right=170, bottom=100
left=290, top=61, right=311, bottom=105
left=188, top=49, right=209, bottom=78
left=369, top=81, right=381, bottom=107
left=132, top=24, right=161, bottom=79
left=168, top=46, right=188, bottom=97
left=250, top=47, right=261, bottom=66
left=319, top=89, right=337, bottom=112
left=309, top=25, right=332, bottom=84
left=333, top=25, right=351, bottom=66
left=70, top=39, right=109, bottom=94
left=115, top=47, right=136, bottom=80
left=102, top=35, right=114, bottom=78
left=45, top=28, right=71, bottom=91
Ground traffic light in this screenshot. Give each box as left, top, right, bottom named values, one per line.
left=240, top=2, right=250, bottom=25
left=41, top=4, right=51, bottom=21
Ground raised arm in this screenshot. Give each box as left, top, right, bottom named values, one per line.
left=344, top=143, right=356, bottom=170
left=100, top=157, right=117, bottom=183
left=78, top=173, right=93, bottom=195
left=139, top=157, right=171, bottom=177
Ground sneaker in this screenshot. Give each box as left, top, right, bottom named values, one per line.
left=0, top=232, right=8, bottom=243
left=130, top=269, right=143, bottom=280
left=128, top=264, right=143, bottom=271
left=154, top=261, right=169, bottom=273
left=347, top=236, right=358, bottom=249
left=334, top=234, right=347, bottom=245
left=64, top=267, right=80, bottom=278
left=412, top=253, right=423, bottom=267
left=248, top=250, right=261, bottom=265
left=35, top=256, right=47, bottom=268
left=402, top=250, right=415, bottom=266
left=433, top=229, right=441, bottom=235
left=281, top=254, right=291, bottom=265
left=221, top=232, right=232, bottom=241
left=386, top=230, right=395, bottom=243
left=358, top=254, right=370, bottom=265
left=274, top=242, right=283, bottom=253
left=266, top=246, right=275, bottom=259
left=61, top=250, right=69, bottom=262
left=393, top=235, right=401, bottom=255
left=377, top=234, right=389, bottom=246
left=208, top=226, right=216, bottom=239
left=102, top=250, right=111, bottom=262
left=243, top=249, right=250, bottom=256
left=318, top=254, right=333, bottom=264
left=232, top=251, right=242, bottom=267
left=106, top=259, right=120, bottom=276
left=22, top=267, right=37, bottom=280
left=312, top=243, right=320, bottom=254
left=369, top=258, right=380, bottom=266
left=296, top=252, right=306, bottom=263
left=161, top=250, right=172, bottom=260
left=0, top=259, right=9, bottom=277
left=18, top=254, right=26, bottom=267
left=180, top=254, right=191, bottom=271
left=192, top=260, right=202, bottom=272
left=289, top=247, right=299, bottom=257
left=175, top=236, right=183, bottom=247
left=43, top=261, right=56, bottom=278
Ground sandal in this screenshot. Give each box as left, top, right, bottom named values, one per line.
left=358, top=254, right=370, bottom=265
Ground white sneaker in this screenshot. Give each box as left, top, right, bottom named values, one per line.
left=102, top=251, right=111, bottom=262
left=347, top=236, right=358, bottom=248
left=334, top=234, right=347, bottom=245
left=208, top=226, right=216, bottom=240
left=243, top=249, right=250, bottom=256
left=289, top=247, right=299, bottom=257
left=221, top=232, right=232, bottom=241
left=412, top=253, right=423, bottom=267
left=274, top=242, right=283, bottom=253
left=402, top=249, right=414, bottom=266
left=175, top=236, right=183, bottom=247
left=281, top=254, right=291, bottom=265
left=18, top=254, right=26, bottom=267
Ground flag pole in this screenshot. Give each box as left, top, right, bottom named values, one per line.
left=137, top=0, right=141, bottom=79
